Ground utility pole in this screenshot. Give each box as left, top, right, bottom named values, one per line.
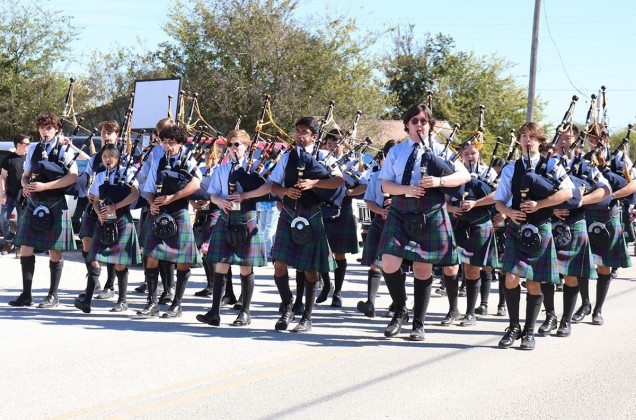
left=527, top=0, right=541, bottom=122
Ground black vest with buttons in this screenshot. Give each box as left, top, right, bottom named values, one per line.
left=511, top=157, right=554, bottom=225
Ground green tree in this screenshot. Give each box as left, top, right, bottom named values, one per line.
left=0, top=0, right=78, bottom=138
left=160, top=0, right=390, bottom=136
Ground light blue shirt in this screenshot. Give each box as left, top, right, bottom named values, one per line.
left=24, top=138, right=77, bottom=174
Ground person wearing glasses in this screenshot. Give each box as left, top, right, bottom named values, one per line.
left=0, top=134, right=30, bottom=256
left=378, top=104, right=470, bottom=341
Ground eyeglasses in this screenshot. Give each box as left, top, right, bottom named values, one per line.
left=230, top=142, right=242, bottom=148
left=409, top=118, right=429, bottom=126
left=294, top=129, right=313, bottom=137
left=19, top=142, right=30, bottom=146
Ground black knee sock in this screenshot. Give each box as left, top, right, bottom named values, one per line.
left=84, top=265, right=102, bottom=304
left=295, top=270, right=305, bottom=304
left=594, top=273, right=612, bottom=313
left=304, top=281, right=318, bottom=319
left=479, top=270, right=492, bottom=306
left=541, top=282, right=555, bottom=314
left=159, top=260, right=175, bottom=292
left=383, top=269, right=406, bottom=310
left=321, top=272, right=331, bottom=290
left=104, top=263, right=116, bottom=290
left=274, top=274, right=292, bottom=307
left=578, top=278, right=590, bottom=306
left=210, top=272, right=227, bottom=315
left=82, top=250, right=91, bottom=273
left=225, top=266, right=235, bottom=298
left=48, top=260, right=63, bottom=297
left=413, top=277, right=433, bottom=322
left=498, top=272, right=505, bottom=306
left=524, top=294, right=544, bottom=332
left=145, top=267, right=160, bottom=304
left=240, top=273, right=255, bottom=313
left=562, top=284, right=579, bottom=321
left=116, top=269, right=128, bottom=303
left=504, top=285, right=521, bottom=325
left=465, top=277, right=480, bottom=315
left=20, top=255, right=35, bottom=298
left=368, top=269, right=382, bottom=304
left=202, top=260, right=214, bottom=288
left=444, top=274, right=459, bottom=312
left=174, top=269, right=191, bottom=306
left=333, top=259, right=347, bottom=295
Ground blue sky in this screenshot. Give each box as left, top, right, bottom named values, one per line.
left=60, top=0, right=636, bottom=132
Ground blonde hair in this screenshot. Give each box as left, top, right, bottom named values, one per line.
left=226, top=129, right=250, bottom=144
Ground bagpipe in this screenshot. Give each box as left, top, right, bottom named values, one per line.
left=96, top=167, right=136, bottom=247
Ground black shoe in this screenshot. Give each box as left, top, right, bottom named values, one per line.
left=556, top=318, right=571, bottom=337
left=592, top=311, right=604, bottom=325
left=194, top=287, right=213, bottom=297
left=520, top=328, right=535, bottom=350
left=38, top=295, right=59, bottom=309
left=356, top=300, right=375, bottom=318
left=610, top=268, right=618, bottom=279
left=136, top=303, right=159, bottom=317
left=384, top=307, right=409, bottom=338
left=315, top=285, right=332, bottom=304
left=384, top=303, right=395, bottom=318
left=434, top=285, right=446, bottom=296
left=161, top=304, right=182, bottom=318
left=440, top=310, right=460, bottom=326
left=231, top=311, right=251, bottom=327
left=459, top=314, right=476, bottom=327
left=555, top=284, right=563, bottom=292
left=498, top=324, right=522, bottom=348
left=8, top=294, right=32, bottom=307
left=134, top=283, right=147, bottom=294
left=275, top=310, right=295, bottom=331
left=458, top=286, right=466, bottom=297
left=110, top=301, right=128, bottom=312
left=496, top=304, right=507, bottom=317
left=330, top=293, right=342, bottom=308
left=74, top=299, right=91, bottom=314
left=291, top=315, right=312, bottom=333
left=520, top=281, right=527, bottom=289
left=538, top=313, right=558, bottom=335
left=474, top=304, right=488, bottom=316
left=221, top=294, right=237, bottom=307
left=409, top=318, right=425, bottom=341
left=233, top=294, right=243, bottom=310
left=292, top=301, right=305, bottom=316
left=571, top=303, right=591, bottom=323
left=196, top=312, right=220, bottom=326
left=159, top=288, right=175, bottom=305
left=95, top=288, right=115, bottom=300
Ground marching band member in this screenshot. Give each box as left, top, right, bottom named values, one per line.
left=74, top=144, right=142, bottom=313
left=196, top=129, right=269, bottom=327
left=137, top=125, right=202, bottom=318
left=378, top=104, right=470, bottom=341
left=494, top=122, right=574, bottom=350
left=9, top=114, right=78, bottom=308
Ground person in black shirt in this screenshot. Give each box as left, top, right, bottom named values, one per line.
left=0, top=134, right=30, bottom=254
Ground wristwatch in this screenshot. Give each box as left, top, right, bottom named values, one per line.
left=439, top=177, right=446, bottom=186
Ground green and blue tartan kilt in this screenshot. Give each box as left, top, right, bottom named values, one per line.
left=87, top=212, right=142, bottom=266
left=206, top=210, right=267, bottom=267
left=378, top=197, right=458, bottom=266
left=143, top=209, right=202, bottom=265
left=13, top=196, right=77, bottom=251
left=361, top=214, right=384, bottom=267
left=586, top=208, right=632, bottom=269
left=193, top=210, right=220, bottom=248
left=455, top=218, right=501, bottom=269
left=78, top=204, right=98, bottom=239
left=502, top=221, right=559, bottom=284
left=271, top=205, right=337, bottom=273
left=324, top=197, right=359, bottom=254
left=555, top=217, right=596, bottom=279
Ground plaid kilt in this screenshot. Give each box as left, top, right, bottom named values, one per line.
left=13, top=196, right=77, bottom=251
left=193, top=210, right=220, bottom=248
left=271, top=205, right=336, bottom=273
left=78, top=204, right=98, bottom=239
left=455, top=217, right=501, bottom=269
left=143, top=209, right=202, bottom=265
left=206, top=210, right=267, bottom=267
left=495, top=225, right=506, bottom=265
left=361, top=214, right=385, bottom=267
left=324, top=197, right=359, bottom=254
left=555, top=217, right=596, bottom=279
left=586, top=208, right=632, bottom=269
left=502, top=221, right=559, bottom=284
left=87, top=212, right=142, bottom=266
left=378, top=197, right=458, bottom=266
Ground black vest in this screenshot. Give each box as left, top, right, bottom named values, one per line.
left=156, top=154, right=189, bottom=213
left=30, top=142, right=65, bottom=200
left=284, top=149, right=321, bottom=208
left=511, top=157, right=553, bottom=224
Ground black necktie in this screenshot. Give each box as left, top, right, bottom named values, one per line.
left=401, top=143, right=419, bottom=185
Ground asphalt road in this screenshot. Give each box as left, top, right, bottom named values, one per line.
left=1, top=250, right=635, bottom=419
